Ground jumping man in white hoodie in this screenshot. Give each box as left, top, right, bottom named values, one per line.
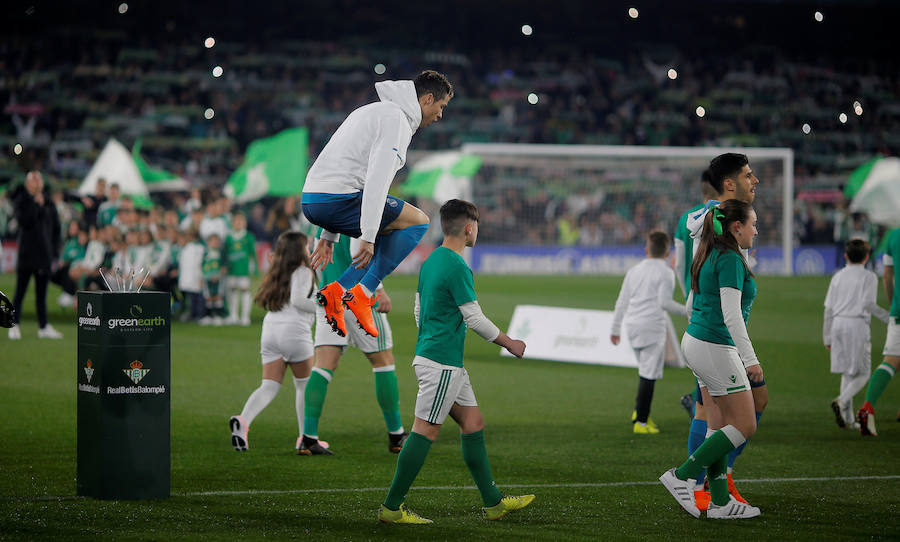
left=302, top=70, right=453, bottom=339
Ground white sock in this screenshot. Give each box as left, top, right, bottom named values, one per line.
left=228, top=288, right=240, bottom=321
left=838, top=372, right=869, bottom=406
left=294, top=376, right=309, bottom=437
left=241, top=290, right=252, bottom=321
left=240, top=379, right=281, bottom=425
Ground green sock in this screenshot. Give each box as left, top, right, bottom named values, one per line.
left=461, top=430, right=504, bottom=507
left=707, top=454, right=729, bottom=506
left=864, top=363, right=896, bottom=407
left=383, top=431, right=432, bottom=510
left=675, top=430, right=738, bottom=481
left=302, top=368, right=332, bottom=438
left=374, top=366, right=403, bottom=433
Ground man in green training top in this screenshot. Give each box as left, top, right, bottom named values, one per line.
left=857, top=226, right=900, bottom=436
left=378, top=199, right=534, bottom=525
left=297, top=231, right=407, bottom=455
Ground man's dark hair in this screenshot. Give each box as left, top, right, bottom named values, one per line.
left=700, top=168, right=718, bottom=200
left=414, top=70, right=453, bottom=101
left=708, top=153, right=749, bottom=195
left=647, top=229, right=670, bottom=258
left=845, top=238, right=870, bottom=264
left=440, top=199, right=478, bottom=236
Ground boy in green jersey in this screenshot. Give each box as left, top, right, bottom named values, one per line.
left=225, top=213, right=258, bottom=326
left=378, top=199, right=534, bottom=525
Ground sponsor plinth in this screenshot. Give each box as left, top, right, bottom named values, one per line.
left=76, top=291, right=170, bottom=500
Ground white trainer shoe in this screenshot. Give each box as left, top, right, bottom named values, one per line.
left=37, top=325, right=63, bottom=339
left=230, top=415, right=249, bottom=451
left=8, top=325, right=21, bottom=340
left=659, top=468, right=700, bottom=518
left=707, top=496, right=761, bottom=519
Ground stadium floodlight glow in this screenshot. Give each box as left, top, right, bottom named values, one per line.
left=814, top=11, right=824, bottom=22
left=628, top=7, right=639, bottom=19
left=13, top=143, right=23, bottom=155
left=521, top=24, right=533, bottom=36
left=212, top=66, right=223, bottom=78
left=853, top=100, right=863, bottom=115
left=204, top=37, right=215, bottom=48
left=374, top=63, right=386, bottom=75
left=118, top=3, right=128, bottom=14
left=204, top=108, right=215, bottom=120
left=839, top=113, right=848, bottom=124
left=695, top=106, right=706, bottom=117
left=667, top=68, right=677, bottom=80
left=802, top=123, right=811, bottom=134
left=527, top=93, right=539, bottom=105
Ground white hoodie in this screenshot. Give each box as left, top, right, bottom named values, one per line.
left=303, top=80, right=422, bottom=243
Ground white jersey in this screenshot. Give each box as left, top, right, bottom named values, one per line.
left=303, top=80, right=421, bottom=242
left=612, top=258, right=686, bottom=347
left=178, top=241, right=205, bottom=292
left=199, top=215, right=229, bottom=241
left=823, top=263, right=889, bottom=375
left=262, top=266, right=317, bottom=328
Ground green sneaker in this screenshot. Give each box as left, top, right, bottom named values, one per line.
left=631, top=410, right=658, bottom=429
left=378, top=504, right=433, bottom=524
left=482, top=494, right=535, bottom=520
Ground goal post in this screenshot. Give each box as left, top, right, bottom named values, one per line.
left=458, top=143, right=794, bottom=275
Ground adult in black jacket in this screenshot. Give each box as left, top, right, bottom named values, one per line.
left=8, top=171, right=63, bottom=340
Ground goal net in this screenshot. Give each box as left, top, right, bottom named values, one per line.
left=458, top=143, right=794, bottom=275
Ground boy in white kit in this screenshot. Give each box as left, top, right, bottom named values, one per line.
left=823, top=239, right=889, bottom=429
left=611, top=230, right=688, bottom=434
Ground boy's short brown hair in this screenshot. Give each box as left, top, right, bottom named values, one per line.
left=647, top=229, right=671, bottom=258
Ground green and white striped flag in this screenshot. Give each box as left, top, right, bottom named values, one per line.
left=400, top=151, right=481, bottom=204
left=848, top=156, right=900, bottom=227
left=225, top=127, right=308, bottom=203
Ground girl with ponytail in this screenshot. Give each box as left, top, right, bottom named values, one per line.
left=660, top=199, right=763, bottom=520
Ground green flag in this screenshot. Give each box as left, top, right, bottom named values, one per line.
left=400, top=151, right=481, bottom=203
left=845, top=157, right=880, bottom=198
left=226, top=127, right=308, bottom=202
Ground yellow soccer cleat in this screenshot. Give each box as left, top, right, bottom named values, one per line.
left=631, top=410, right=658, bottom=430
left=378, top=504, right=433, bottom=524
left=482, top=494, right=535, bottom=520
left=633, top=421, right=660, bottom=434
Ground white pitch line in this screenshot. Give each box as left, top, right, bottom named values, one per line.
left=177, top=474, right=900, bottom=498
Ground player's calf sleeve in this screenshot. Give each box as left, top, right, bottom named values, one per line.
left=293, top=376, right=309, bottom=437
left=688, top=418, right=708, bottom=486
left=864, top=363, right=896, bottom=407
left=461, top=430, right=504, bottom=507
left=727, top=412, right=762, bottom=470
left=373, top=365, right=403, bottom=433
left=676, top=425, right=744, bottom=481
left=383, top=432, right=432, bottom=510
left=359, top=224, right=428, bottom=293
left=337, top=263, right=367, bottom=290
left=240, top=379, right=281, bottom=425
left=303, top=368, right=332, bottom=438
left=634, top=377, right=655, bottom=423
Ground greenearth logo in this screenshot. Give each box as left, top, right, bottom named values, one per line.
left=107, top=315, right=167, bottom=329
left=129, top=305, right=144, bottom=317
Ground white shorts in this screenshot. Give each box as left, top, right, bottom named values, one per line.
left=260, top=320, right=313, bottom=364
left=313, top=304, right=393, bottom=353
left=681, top=333, right=751, bottom=397
left=830, top=318, right=870, bottom=376
left=228, top=276, right=251, bottom=290
left=412, top=357, right=478, bottom=425
left=632, top=341, right=665, bottom=380
left=884, top=319, right=900, bottom=357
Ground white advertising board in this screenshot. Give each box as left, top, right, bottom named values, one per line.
left=502, top=305, right=686, bottom=369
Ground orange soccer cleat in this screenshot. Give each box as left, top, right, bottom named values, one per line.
left=316, top=281, right=347, bottom=337
left=726, top=473, right=749, bottom=504
left=694, top=489, right=711, bottom=511
left=342, top=284, right=380, bottom=337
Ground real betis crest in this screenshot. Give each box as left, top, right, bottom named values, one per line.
left=84, top=360, right=94, bottom=383
left=124, top=360, right=150, bottom=384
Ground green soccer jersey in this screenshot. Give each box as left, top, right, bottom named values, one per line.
left=675, top=203, right=705, bottom=300
left=886, top=227, right=900, bottom=318
left=319, top=233, right=353, bottom=287
left=61, top=239, right=86, bottom=265
left=202, top=247, right=223, bottom=279
left=415, top=247, right=478, bottom=368
left=225, top=230, right=258, bottom=277
left=686, top=247, right=757, bottom=346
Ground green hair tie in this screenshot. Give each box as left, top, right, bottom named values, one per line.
left=712, top=208, right=725, bottom=235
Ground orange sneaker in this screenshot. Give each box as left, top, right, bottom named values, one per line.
left=316, top=282, right=346, bottom=337
left=694, top=489, right=711, bottom=511
left=342, top=284, right=380, bottom=337
left=726, top=473, right=749, bottom=504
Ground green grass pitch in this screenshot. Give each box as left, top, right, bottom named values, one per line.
left=1, top=272, right=898, bottom=540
